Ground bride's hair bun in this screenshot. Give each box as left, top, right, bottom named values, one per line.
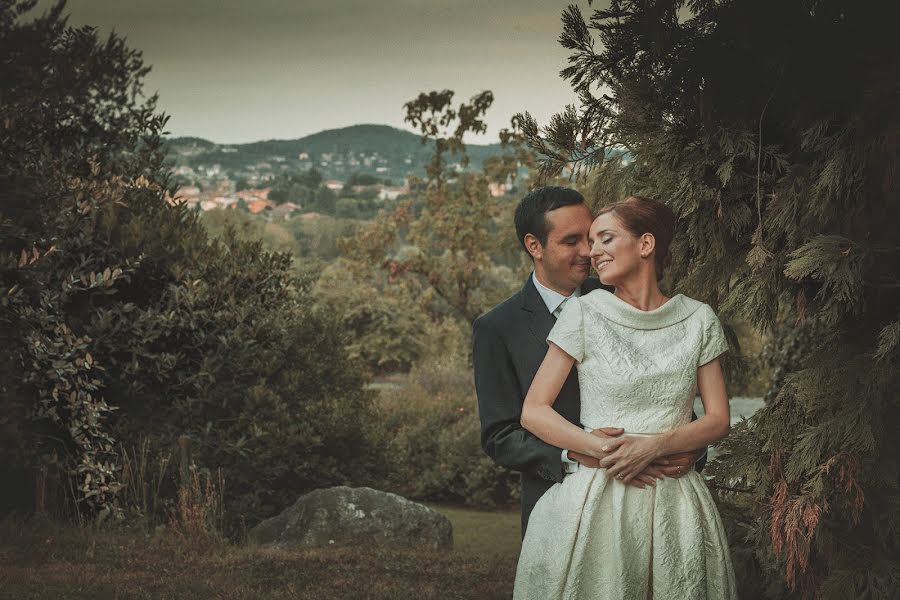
left=597, top=196, right=676, bottom=280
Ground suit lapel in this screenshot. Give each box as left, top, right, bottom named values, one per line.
left=522, top=276, right=607, bottom=349
left=522, top=276, right=556, bottom=349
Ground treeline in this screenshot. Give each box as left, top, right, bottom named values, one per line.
left=165, top=124, right=508, bottom=182
left=262, top=168, right=400, bottom=219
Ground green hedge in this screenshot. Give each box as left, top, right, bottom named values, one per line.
left=379, top=357, right=519, bottom=509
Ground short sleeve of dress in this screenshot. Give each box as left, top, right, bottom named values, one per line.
left=698, top=304, right=729, bottom=366
left=547, top=296, right=585, bottom=363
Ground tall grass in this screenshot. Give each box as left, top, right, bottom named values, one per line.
left=118, top=437, right=172, bottom=522
left=118, top=436, right=225, bottom=545
left=168, top=465, right=226, bottom=546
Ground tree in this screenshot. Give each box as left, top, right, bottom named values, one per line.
left=313, top=259, right=428, bottom=374
left=355, top=90, right=527, bottom=326
left=0, top=1, right=382, bottom=524
left=346, top=172, right=383, bottom=187
left=311, top=185, right=337, bottom=214
left=199, top=209, right=300, bottom=256
left=267, top=169, right=322, bottom=205
left=520, top=2, right=898, bottom=597
left=1, top=0, right=171, bottom=519
left=299, top=167, right=323, bottom=189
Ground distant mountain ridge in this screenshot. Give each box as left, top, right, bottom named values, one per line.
left=164, top=124, right=506, bottom=183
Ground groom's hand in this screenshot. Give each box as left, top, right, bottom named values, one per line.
left=566, top=450, right=601, bottom=469
left=647, top=450, right=703, bottom=479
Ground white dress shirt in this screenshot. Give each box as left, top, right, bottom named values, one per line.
left=531, top=273, right=585, bottom=474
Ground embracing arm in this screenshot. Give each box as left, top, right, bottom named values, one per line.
left=473, top=316, right=566, bottom=483
left=520, top=343, right=606, bottom=460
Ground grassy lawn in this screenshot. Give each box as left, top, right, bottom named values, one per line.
left=0, top=505, right=520, bottom=600
left=427, top=504, right=521, bottom=559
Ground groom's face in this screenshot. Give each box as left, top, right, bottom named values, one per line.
left=533, top=203, right=594, bottom=294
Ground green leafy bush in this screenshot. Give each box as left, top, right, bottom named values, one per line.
left=311, top=259, right=428, bottom=374
left=379, top=357, right=519, bottom=509
left=199, top=209, right=300, bottom=256
left=0, top=2, right=386, bottom=526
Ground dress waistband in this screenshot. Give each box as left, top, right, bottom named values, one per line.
left=583, top=427, right=663, bottom=437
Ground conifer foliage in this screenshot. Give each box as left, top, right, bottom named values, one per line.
left=520, top=1, right=898, bottom=597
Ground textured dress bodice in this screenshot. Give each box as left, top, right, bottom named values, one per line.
left=547, top=291, right=728, bottom=433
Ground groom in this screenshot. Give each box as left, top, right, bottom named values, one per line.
left=473, top=186, right=702, bottom=534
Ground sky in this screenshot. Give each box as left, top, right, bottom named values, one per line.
left=39, top=0, right=592, bottom=144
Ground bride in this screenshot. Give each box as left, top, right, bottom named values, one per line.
left=514, top=196, right=738, bottom=599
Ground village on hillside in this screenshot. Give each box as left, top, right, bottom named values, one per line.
left=166, top=163, right=510, bottom=221
left=162, top=125, right=517, bottom=221
left=166, top=178, right=414, bottom=221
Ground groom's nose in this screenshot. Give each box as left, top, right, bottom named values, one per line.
left=577, top=237, right=591, bottom=256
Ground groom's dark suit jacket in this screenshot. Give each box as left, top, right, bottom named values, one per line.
left=473, top=276, right=604, bottom=533
left=473, top=275, right=707, bottom=534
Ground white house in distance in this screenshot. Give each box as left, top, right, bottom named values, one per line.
left=488, top=182, right=508, bottom=198
left=378, top=185, right=409, bottom=201
left=324, top=180, right=345, bottom=192
left=270, top=202, right=302, bottom=220
left=213, top=196, right=237, bottom=209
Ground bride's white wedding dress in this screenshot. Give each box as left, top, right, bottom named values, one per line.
left=513, top=290, right=738, bottom=599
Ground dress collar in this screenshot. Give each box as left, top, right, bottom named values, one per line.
left=588, top=289, right=701, bottom=330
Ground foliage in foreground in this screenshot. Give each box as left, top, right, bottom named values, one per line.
left=522, top=1, right=899, bottom=597
left=356, top=90, right=528, bottom=327
left=0, top=1, right=385, bottom=527
left=380, top=355, right=520, bottom=509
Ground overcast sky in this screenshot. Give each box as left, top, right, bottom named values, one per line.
left=38, top=0, right=591, bottom=144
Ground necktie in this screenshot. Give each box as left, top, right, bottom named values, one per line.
left=553, top=298, right=568, bottom=319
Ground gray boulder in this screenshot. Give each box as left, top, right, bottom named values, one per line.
left=248, top=486, right=453, bottom=550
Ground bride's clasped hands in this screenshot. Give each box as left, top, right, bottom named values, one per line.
left=571, top=428, right=699, bottom=489
left=591, top=433, right=671, bottom=484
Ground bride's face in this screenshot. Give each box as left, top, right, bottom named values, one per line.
left=589, top=212, right=648, bottom=285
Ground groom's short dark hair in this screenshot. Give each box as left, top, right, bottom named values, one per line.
left=514, top=186, right=586, bottom=254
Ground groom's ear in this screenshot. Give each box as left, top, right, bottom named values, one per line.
left=523, top=233, right=543, bottom=261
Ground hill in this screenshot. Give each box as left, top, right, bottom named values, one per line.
left=164, top=124, right=506, bottom=184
